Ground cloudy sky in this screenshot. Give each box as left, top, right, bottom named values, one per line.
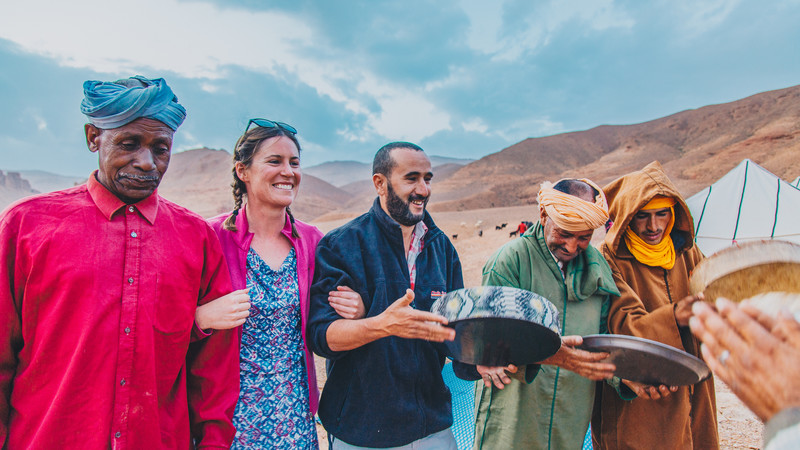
left=0, top=0, right=798, bottom=176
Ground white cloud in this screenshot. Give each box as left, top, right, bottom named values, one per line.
left=670, top=0, right=741, bottom=39
left=28, top=110, right=47, bottom=131
left=200, top=82, right=220, bottom=94
left=354, top=74, right=452, bottom=142
left=497, top=116, right=564, bottom=142
left=0, top=0, right=311, bottom=79
left=175, top=130, right=201, bottom=152
left=462, top=118, right=488, bottom=133
left=0, top=0, right=456, bottom=144
left=458, top=0, right=635, bottom=61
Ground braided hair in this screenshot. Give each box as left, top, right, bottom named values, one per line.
left=223, top=125, right=301, bottom=238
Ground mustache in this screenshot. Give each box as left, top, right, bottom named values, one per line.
left=119, top=173, right=159, bottom=182
left=409, top=194, right=428, bottom=202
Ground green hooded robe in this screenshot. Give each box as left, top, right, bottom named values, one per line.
left=473, top=222, right=619, bottom=450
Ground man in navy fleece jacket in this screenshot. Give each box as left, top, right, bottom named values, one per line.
left=307, top=142, right=464, bottom=449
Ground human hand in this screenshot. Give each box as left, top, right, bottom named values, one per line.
left=328, top=285, right=366, bottom=319
left=689, top=297, right=800, bottom=421
left=374, top=289, right=456, bottom=342
left=195, top=288, right=250, bottom=330
left=539, top=335, right=616, bottom=380
left=476, top=364, right=518, bottom=389
left=621, top=379, right=678, bottom=400
left=674, top=293, right=704, bottom=327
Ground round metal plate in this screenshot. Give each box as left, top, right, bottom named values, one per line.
left=430, top=286, right=562, bottom=366
left=446, top=317, right=561, bottom=366
left=578, top=334, right=710, bottom=386
left=690, top=240, right=800, bottom=302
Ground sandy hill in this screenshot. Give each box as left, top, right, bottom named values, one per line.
left=305, top=155, right=474, bottom=188
left=157, top=148, right=350, bottom=221
left=304, top=160, right=372, bottom=187
left=0, top=170, right=38, bottom=210
left=430, top=85, right=800, bottom=211
left=16, top=170, right=86, bottom=193
left=429, top=155, right=475, bottom=166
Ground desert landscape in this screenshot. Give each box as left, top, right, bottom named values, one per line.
left=3, top=84, right=797, bottom=450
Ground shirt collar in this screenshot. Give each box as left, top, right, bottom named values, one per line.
left=409, top=220, right=428, bottom=248
left=549, top=248, right=564, bottom=270
left=87, top=171, right=159, bottom=224
left=233, top=203, right=295, bottom=247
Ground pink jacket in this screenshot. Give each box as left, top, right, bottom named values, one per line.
left=208, top=204, right=323, bottom=414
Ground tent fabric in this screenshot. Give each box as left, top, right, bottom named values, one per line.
left=792, top=177, right=800, bottom=189
left=686, top=159, right=800, bottom=256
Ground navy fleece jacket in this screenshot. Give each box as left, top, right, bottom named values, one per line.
left=307, top=199, right=463, bottom=448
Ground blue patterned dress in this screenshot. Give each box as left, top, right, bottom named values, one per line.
left=232, top=247, right=318, bottom=449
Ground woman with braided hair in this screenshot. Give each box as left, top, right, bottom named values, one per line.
left=196, top=119, right=364, bottom=448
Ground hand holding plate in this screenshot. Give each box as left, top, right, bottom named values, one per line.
left=476, top=364, right=518, bottom=389
left=540, top=335, right=616, bottom=381
left=622, top=379, right=678, bottom=400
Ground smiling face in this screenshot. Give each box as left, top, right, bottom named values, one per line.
left=236, top=135, right=301, bottom=209
left=85, top=118, right=174, bottom=203
left=540, top=212, right=594, bottom=264
left=375, top=147, right=432, bottom=227
left=630, top=206, right=673, bottom=245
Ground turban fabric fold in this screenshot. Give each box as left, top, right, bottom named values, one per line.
left=538, top=178, right=609, bottom=232
left=80, top=75, right=186, bottom=131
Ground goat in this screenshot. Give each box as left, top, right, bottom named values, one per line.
left=509, top=230, right=518, bottom=238
left=451, top=234, right=458, bottom=240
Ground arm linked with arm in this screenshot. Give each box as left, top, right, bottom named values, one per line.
left=308, top=237, right=454, bottom=356
left=0, top=215, right=23, bottom=446
left=186, top=229, right=239, bottom=449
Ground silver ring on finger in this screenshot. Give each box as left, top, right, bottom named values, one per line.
left=718, top=349, right=730, bottom=366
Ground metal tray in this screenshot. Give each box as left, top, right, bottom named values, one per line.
left=430, top=286, right=561, bottom=366
left=690, top=240, right=800, bottom=302
left=445, top=317, right=561, bottom=366
left=578, top=334, right=710, bottom=386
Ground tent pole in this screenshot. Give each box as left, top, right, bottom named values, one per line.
left=732, top=160, right=749, bottom=243
left=771, top=179, right=780, bottom=238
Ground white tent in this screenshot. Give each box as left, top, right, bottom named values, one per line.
left=792, top=177, right=800, bottom=189
left=685, top=159, right=800, bottom=256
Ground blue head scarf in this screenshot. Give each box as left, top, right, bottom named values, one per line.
left=80, top=75, right=187, bottom=131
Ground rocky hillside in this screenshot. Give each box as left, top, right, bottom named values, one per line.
left=430, top=85, right=800, bottom=211
left=0, top=171, right=38, bottom=210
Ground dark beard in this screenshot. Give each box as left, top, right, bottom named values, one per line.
left=386, top=181, right=428, bottom=226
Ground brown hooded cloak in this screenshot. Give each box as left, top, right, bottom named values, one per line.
left=592, top=161, right=719, bottom=449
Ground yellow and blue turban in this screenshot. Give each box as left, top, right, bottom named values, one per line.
left=80, top=75, right=186, bottom=131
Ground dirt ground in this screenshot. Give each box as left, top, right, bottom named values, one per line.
left=311, top=205, right=764, bottom=449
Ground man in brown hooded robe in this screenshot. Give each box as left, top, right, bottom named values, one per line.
left=592, top=161, right=719, bottom=449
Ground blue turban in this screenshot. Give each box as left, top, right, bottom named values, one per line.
left=80, top=75, right=187, bottom=131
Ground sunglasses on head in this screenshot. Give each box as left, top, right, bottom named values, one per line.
left=244, top=118, right=297, bottom=135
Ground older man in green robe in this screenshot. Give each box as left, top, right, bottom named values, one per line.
left=463, top=178, right=620, bottom=449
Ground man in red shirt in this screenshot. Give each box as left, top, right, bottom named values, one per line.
left=0, top=76, right=238, bottom=449
left=516, top=221, right=528, bottom=235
